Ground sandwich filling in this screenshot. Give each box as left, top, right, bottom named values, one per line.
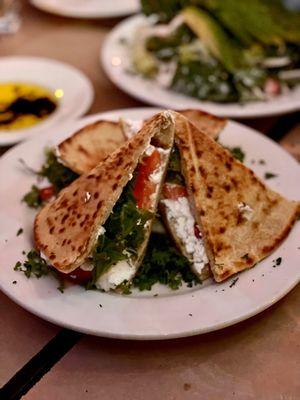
left=160, top=146, right=208, bottom=277
left=64, top=144, right=170, bottom=291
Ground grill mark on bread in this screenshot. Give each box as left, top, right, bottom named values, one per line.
left=223, top=184, right=231, bottom=193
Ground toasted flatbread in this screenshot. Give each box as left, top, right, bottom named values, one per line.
left=58, top=110, right=226, bottom=176
left=173, top=112, right=299, bottom=282
left=34, top=112, right=175, bottom=274
left=179, top=109, right=227, bottom=140
left=57, top=120, right=126, bottom=174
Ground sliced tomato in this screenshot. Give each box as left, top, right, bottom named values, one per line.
left=145, top=148, right=161, bottom=174
left=133, top=149, right=161, bottom=209
left=61, top=267, right=93, bottom=285
left=39, top=186, right=55, bottom=201
left=264, top=78, right=281, bottom=96
left=162, top=183, right=187, bottom=200
left=139, top=180, right=156, bottom=209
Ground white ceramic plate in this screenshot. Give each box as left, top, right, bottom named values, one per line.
left=0, top=57, right=94, bottom=146
left=30, top=0, right=140, bottom=18
left=0, top=107, right=299, bottom=340
left=101, top=15, right=300, bottom=118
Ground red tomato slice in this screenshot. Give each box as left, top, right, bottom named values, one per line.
left=61, top=267, right=93, bottom=285
left=264, top=78, right=281, bottom=96
left=39, top=186, right=55, bottom=201
left=133, top=149, right=161, bottom=209
left=138, top=180, right=156, bottom=210
left=162, top=183, right=187, bottom=200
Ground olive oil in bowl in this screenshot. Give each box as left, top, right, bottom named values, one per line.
left=0, top=82, right=58, bottom=131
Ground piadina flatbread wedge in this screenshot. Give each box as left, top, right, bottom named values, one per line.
left=57, top=120, right=126, bottom=174
left=34, top=112, right=175, bottom=291
left=57, top=109, right=226, bottom=175
left=178, top=109, right=227, bottom=140
left=166, top=112, right=299, bottom=282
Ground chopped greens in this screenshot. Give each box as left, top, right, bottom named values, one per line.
left=14, top=250, right=65, bottom=291
left=38, top=149, right=78, bottom=192
left=89, top=183, right=153, bottom=286
left=146, top=24, right=194, bottom=61
left=264, top=172, right=278, bottom=179
left=132, top=232, right=201, bottom=291
left=22, top=185, right=42, bottom=209
left=22, top=149, right=79, bottom=209
left=226, top=146, right=245, bottom=162
left=14, top=250, right=50, bottom=278
left=14, top=233, right=201, bottom=294
left=165, top=145, right=185, bottom=184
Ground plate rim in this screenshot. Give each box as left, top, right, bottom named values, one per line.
left=101, top=14, right=300, bottom=119
left=0, top=107, right=299, bottom=340
left=0, top=56, right=94, bottom=146
left=29, top=0, right=140, bottom=18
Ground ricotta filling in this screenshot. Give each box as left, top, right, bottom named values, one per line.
left=95, top=259, right=135, bottom=292
left=162, top=196, right=208, bottom=276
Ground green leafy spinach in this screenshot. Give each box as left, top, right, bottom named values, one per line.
left=89, top=183, right=153, bottom=286
left=132, top=232, right=201, bottom=291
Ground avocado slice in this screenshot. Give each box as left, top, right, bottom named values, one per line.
left=181, top=6, right=244, bottom=72
left=131, top=32, right=159, bottom=78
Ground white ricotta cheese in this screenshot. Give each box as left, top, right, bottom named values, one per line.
left=95, top=259, right=135, bottom=292
left=40, top=251, right=50, bottom=265
left=80, top=261, right=94, bottom=271
left=54, top=146, right=68, bottom=167
left=238, top=202, right=253, bottom=221
left=97, top=226, right=106, bottom=237
left=162, top=197, right=208, bottom=276
left=144, top=144, right=156, bottom=156
left=149, top=163, right=164, bottom=184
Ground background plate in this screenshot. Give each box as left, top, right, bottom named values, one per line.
left=0, top=57, right=94, bottom=146
left=101, top=16, right=300, bottom=119
left=30, top=0, right=140, bottom=18
left=0, top=107, right=299, bottom=340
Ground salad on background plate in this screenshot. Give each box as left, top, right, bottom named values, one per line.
left=131, top=0, right=300, bottom=103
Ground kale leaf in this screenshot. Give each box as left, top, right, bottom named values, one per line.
left=38, top=149, right=78, bottom=192
left=22, top=149, right=79, bottom=209
left=14, top=250, right=65, bottom=291
left=14, top=250, right=50, bottom=278
left=165, top=145, right=185, bottom=185
left=132, top=232, right=201, bottom=291
left=90, top=184, right=153, bottom=285
left=22, top=185, right=43, bottom=209
left=226, top=146, right=245, bottom=162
